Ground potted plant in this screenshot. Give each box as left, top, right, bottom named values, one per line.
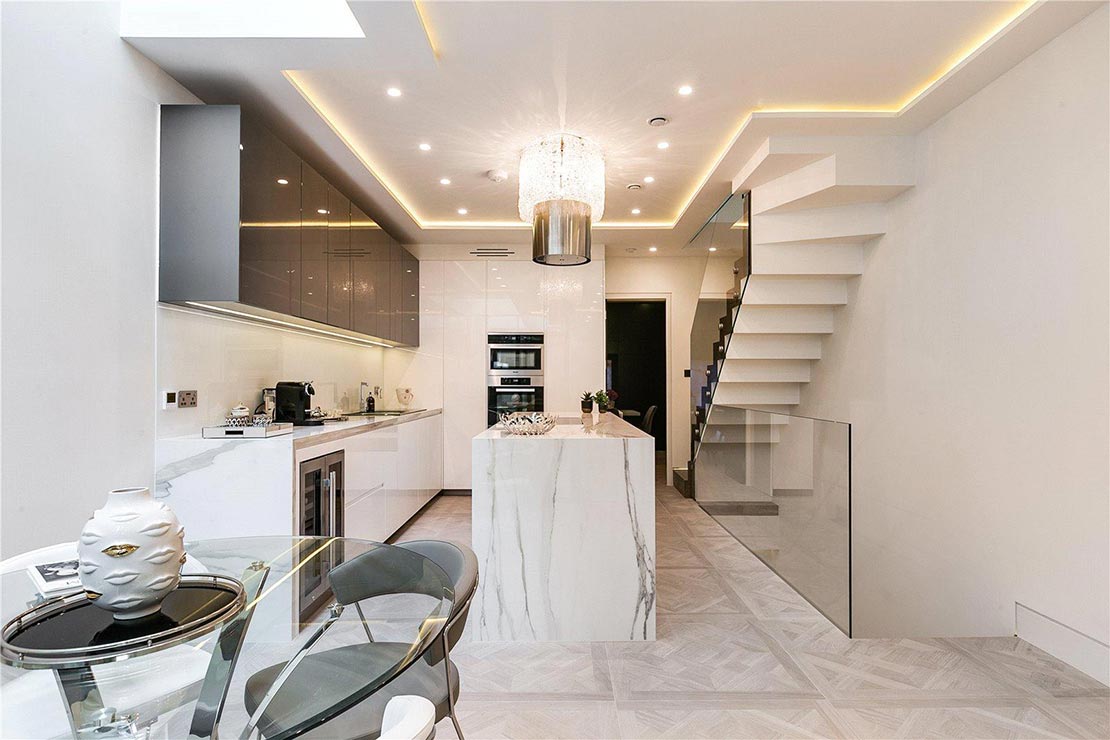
left=593, top=390, right=610, bottom=413
left=580, top=391, right=594, bottom=414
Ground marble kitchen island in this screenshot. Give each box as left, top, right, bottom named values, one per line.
left=472, top=413, right=655, bottom=641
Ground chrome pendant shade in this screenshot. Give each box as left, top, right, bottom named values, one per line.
left=531, top=200, right=591, bottom=266
left=518, top=133, right=604, bottom=266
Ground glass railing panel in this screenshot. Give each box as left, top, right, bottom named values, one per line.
left=694, top=408, right=852, bottom=634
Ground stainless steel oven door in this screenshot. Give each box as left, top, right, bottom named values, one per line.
left=488, top=385, right=545, bottom=425
left=488, top=344, right=543, bottom=375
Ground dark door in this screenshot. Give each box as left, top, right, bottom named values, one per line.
left=327, top=186, right=351, bottom=329
left=300, top=163, right=329, bottom=323
left=238, top=119, right=301, bottom=314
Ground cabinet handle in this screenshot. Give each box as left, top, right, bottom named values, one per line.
left=328, top=471, right=338, bottom=536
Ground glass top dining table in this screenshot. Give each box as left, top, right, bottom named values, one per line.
left=0, top=536, right=455, bottom=739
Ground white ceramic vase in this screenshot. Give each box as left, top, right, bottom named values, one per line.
left=77, top=487, right=186, bottom=620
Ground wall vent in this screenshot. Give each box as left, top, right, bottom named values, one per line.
left=469, top=248, right=516, bottom=258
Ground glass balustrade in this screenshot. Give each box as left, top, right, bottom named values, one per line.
left=687, top=188, right=852, bottom=635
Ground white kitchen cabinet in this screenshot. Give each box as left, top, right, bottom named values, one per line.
left=344, top=485, right=389, bottom=542
left=392, top=413, right=443, bottom=532
left=443, top=261, right=488, bottom=489
left=543, top=259, right=606, bottom=413
left=486, top=260, right=545, bottom=332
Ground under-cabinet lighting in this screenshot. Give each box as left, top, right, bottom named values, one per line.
left=181, top=302, right=394, bottom=348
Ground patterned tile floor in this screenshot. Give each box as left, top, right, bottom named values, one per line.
left=393, top=470, right=1109, bottom=739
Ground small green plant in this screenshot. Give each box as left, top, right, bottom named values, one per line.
left=581, top=390, right=593, bottom=402
left=593, top=390, right=610, bottom=410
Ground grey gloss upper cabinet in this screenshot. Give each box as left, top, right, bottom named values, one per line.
left=402, top=249, right=420, bottom=346
left=326, top=186, right=352, bottom=329
left=300, top=162, right=329, bottom=324
left=159, top=105, right=420, bottom=347
left=351, top=205, right=392, bottom=339
left=239, top=121, right=301, bottom=316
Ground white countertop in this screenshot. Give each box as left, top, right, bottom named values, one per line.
left=162, top=408, right=442, bottom=449
left=474, top=412, right=650, bottom=440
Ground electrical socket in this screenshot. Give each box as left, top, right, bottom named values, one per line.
left=177, top=390, right=198, bottom=408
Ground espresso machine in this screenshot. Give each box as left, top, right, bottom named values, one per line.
left=275, top=381, right=321, bottom=426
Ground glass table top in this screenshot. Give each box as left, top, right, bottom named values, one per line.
left=0, top=536, right=455, bottom=739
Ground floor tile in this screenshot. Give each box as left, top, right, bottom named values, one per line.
left=616, top=702, right=843, bottom=739
left=451, top=642, right=613, bottom=699
left=835, top=703, right=1081, bottom=739
left=656, top=568, right=748, bottom=615
left=438, top=700, right=621, bottom=740
left=944, top=637, right=1110, bottom=699
left=607, top=614, right=818, bottom=699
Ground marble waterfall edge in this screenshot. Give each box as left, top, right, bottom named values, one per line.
left=471, top=424, right=656, bottom=641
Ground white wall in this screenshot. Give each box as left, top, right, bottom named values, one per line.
left=793, top=7, right=1109, bottom=678
left=0, top=3, right=200, bottom=557
left=606, top=256, right=709, bottom=479
left=156, top=307, right=385, bottom=437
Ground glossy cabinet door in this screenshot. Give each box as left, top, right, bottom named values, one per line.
left=238, top=119, right=301, bottom=315
left=486, top=259, right=545, bottom=332
left=326, top=186, right=351, bottom=329
left=300, top=163, right=329, bottom=323
left=389, top=240, right=405, bottom=342
left=402, top=249, right=420, bottom=346
left=351, top=205, right=392, bottom=340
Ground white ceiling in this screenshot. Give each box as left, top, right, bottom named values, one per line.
left=124, top=1, right=1100, bottom=256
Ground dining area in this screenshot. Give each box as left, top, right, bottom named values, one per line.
left=0, top=535, right=477, bottom=740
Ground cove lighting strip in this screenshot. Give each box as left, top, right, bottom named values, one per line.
left=286, top=0, right=1035, bottom=231
left=181, top=302, right=395, bottom=348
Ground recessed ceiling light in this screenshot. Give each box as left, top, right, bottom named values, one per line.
left=657, top=141, right=670, bottom=150
left=631, top=208, right=641, bottom=215
left=626, top=183, right=642, bottom=191
left=440, top=178, right=451, bottom=185
left=678, top=85, right=693, bottom=96
left=386, top=87, right=402, bottom=97
left=457, top=208, right=468, bottom=215
left=648, top=116, right=669, bottom=127
left=317, top=209, right=328, bottom=214
left=418, top=143, right=431, bottom=151
left=649, top=246, right=658, bottom=252
left=643, top=176, right=655, bottom=184
left=708, top=246, right=718, bottom=252
left=276, top=178, right=289, bottom=185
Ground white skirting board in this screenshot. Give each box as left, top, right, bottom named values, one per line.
left=1015, top=602, right=1109, bottom=686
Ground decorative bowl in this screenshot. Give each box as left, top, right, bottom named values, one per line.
left=499, top=412, right=557, bottom=436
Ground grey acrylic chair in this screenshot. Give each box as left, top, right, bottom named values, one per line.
left=642, top=405, right=658, bottom=435
left=241, top=540, right=478, bottom=740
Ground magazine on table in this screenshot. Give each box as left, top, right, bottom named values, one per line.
left=26, top=559, right=82, bottom=596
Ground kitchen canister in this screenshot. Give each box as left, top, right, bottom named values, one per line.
left=77, top=487, right=186, bottom=620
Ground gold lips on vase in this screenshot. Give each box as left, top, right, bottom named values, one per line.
left=77, top=487, right=186, bottom=620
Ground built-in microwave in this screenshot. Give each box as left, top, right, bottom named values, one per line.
left=488, top=375, right=544, bottom=426
left=488, top=334, right=544, bottom=375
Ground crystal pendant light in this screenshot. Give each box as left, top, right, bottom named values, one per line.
left=518, top=133, right=604, bottom=266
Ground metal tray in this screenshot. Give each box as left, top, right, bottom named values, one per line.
left=1, top=574, right=246, bottom=669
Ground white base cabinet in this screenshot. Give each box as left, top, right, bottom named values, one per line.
left=157, top=411, right=444, bottom=544
left=344, top=413, right=443, bottom=541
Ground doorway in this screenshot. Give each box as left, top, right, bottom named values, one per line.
left=605, top=300, right=666, bottom=452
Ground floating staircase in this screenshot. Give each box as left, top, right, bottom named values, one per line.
left=690, top=136, right=913, bottom=502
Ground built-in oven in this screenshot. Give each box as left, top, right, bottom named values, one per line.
left=488, top=334, right=544, bottom=376
left=296, top=450, right=344, bottom=623
left=488, top=375, right=545, bottom=426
